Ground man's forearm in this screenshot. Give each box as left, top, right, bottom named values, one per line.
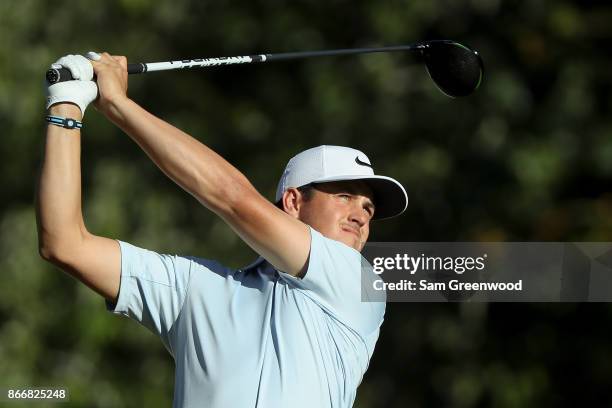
left=105, top=97, right=254, bottom=214
left=36, top=104, right=86, bottom=256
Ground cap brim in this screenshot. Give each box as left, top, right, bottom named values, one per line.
left=311, top=174, right=408, bottom=220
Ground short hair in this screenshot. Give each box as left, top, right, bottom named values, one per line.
left=275, top=184, right=315, bottom=211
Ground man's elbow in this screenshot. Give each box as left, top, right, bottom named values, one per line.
left=206, top=177, right=260, bottom=217
left=38, top=243, right=55, bottom=262
left=38, top=240, right=69, bottom=265
left=37, top=232, right=83, bottom=265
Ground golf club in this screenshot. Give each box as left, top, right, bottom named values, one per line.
left=46, top=40, right=484, bottom=97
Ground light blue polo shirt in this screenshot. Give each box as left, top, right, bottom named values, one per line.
left=107, top=227, right=386, bottom=408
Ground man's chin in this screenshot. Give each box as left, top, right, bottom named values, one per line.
left=354, top=241, right=365, bottom=252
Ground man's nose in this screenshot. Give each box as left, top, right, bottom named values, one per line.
left=349, top=204, right=368, bottom=227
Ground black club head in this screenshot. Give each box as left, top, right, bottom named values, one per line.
left=420, top=40, right=484, bottom=97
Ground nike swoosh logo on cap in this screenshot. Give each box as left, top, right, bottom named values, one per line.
left=355, top=157, right=373, bottom=168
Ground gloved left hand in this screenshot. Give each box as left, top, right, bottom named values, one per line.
left=45, top=54, right=98, bottom=117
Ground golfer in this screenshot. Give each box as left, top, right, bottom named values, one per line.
left=37, top=53, right=407, bottom=408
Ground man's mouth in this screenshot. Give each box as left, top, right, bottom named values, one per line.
left=341, top=225, right=360, bottom=238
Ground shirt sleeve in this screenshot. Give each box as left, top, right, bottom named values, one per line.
left=106, top=241, right=192, bottom=352
left=278, top=227, right=386, bottom=337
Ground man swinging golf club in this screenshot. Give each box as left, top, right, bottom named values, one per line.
left=36, top=52, right=407, bottom=408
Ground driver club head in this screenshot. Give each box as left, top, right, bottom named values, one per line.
left=419, top=40, right=484, bottom=97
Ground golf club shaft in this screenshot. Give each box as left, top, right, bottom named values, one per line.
left=46, top=44, right=427, bottom=84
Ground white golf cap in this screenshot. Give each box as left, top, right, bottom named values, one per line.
left=275, top=145, right=408, bottom=220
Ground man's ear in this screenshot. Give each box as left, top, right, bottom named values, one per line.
left=282, top=188, right=302, bottom=218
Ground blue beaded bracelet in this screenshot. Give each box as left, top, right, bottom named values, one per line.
left=45, top=115, right=83, bottom=130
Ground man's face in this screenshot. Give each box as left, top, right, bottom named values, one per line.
left=292, top=181, right=375, bottom=251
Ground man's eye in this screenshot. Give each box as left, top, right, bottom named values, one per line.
left=339, top=194, right=351, bottom=201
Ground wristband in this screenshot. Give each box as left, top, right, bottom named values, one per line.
left=45, top=115, right=83, bottom=130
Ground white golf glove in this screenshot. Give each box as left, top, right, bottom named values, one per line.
left=45, top=54, right=98, bottom=117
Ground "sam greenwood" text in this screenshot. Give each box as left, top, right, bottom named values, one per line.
left=374, top=279, right=523, bottom=292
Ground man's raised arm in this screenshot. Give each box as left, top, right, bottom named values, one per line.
left=91, top=53, right=311, bottom=276
left=36, top=54, right=121, bottom=301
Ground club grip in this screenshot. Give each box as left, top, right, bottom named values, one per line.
left=45, top=63, right=146, bottom=84
left=45, top=67, right=73, bottom=84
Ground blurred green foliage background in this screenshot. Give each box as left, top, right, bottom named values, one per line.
left=1, top=0, right=612, bottom=406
